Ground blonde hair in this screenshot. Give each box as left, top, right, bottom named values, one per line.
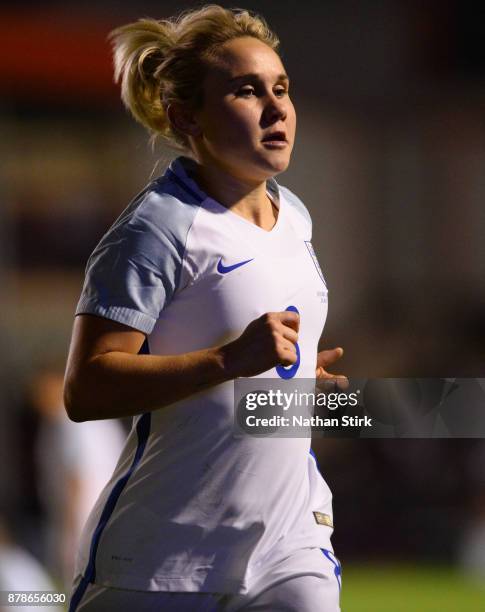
left=108, top=4, right=280, bottom=151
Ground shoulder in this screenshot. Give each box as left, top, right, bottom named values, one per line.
left=117, top=176, right=201, bottom=248
left=277, top=183, right=312, bottom=237
left=76, top=173, right=203, bottom=335
left=88, top=174, right=202, bottom=272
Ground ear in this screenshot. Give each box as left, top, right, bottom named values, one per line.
left=167, top=104, right=202, bottom=138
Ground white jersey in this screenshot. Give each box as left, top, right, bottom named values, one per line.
left=71, top=156, right=333, bottom=597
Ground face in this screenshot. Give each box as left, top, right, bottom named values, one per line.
left=191, top=36, right=296, bottom=183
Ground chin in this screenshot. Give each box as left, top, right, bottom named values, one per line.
left=224, top=150, right=291, bottom=182
left=261, top=155, right=291, bottom=176
left=260, top=144, right=293, bottom=169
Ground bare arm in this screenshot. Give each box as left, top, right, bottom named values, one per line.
left=64, top=311, right=299, bottom=422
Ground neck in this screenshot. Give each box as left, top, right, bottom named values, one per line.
left=190, top=158, right=278, bottom=229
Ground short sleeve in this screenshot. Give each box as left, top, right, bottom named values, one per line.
left=75, top=187, right=199, bottom=334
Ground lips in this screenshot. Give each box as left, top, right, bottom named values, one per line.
left=261, top=131, right=287, bottom=143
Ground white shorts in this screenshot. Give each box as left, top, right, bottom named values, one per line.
left=69, top=547, right=341, bottom=611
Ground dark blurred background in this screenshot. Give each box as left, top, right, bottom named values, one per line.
left=0, top=1, right=484, bottom=608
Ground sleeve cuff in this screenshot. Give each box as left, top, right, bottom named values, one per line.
left=75, top=297, right=156, bottom=335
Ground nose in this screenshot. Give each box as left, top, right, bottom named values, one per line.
left=263, top=94, right=287, bottom=124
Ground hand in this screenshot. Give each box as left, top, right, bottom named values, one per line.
left=221, top=311, right=299, bottom=378
left=315, top=347, right=349, bottom=390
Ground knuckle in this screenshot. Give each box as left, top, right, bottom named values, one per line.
left=279, top=344, right=296, bottom=363
left=276, top=345, right=287, bottom=360
left=262, top=312, right=276, bottom=326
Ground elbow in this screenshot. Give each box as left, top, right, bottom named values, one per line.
left=63, top=377, right=87, bottom=422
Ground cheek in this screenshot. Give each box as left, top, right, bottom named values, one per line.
left=287, top=103, right=297, bottom=134
left=210, top=107, right=256, bottom=143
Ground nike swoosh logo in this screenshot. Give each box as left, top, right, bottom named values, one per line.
left=217, top=257, right=254, bottom=274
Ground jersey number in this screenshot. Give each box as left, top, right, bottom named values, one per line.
left=276, top=305, right=301, bottom=379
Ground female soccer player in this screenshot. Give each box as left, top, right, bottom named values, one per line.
left=64, top=5, right=344, bottom=611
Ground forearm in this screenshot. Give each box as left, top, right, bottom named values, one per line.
left=65, top=345, right=233, bottom=421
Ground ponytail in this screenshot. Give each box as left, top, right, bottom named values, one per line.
left=109, top=18, right=177, bottom=148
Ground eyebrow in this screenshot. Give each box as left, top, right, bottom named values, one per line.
left=228, top=73, right=290, bottom=83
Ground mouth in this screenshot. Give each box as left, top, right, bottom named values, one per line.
left=261, top=131, right=288, bottom=148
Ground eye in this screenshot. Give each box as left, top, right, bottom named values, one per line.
left=274, top=87, right=288, bottom=97
left=236, top=87, right=255, bottom=98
